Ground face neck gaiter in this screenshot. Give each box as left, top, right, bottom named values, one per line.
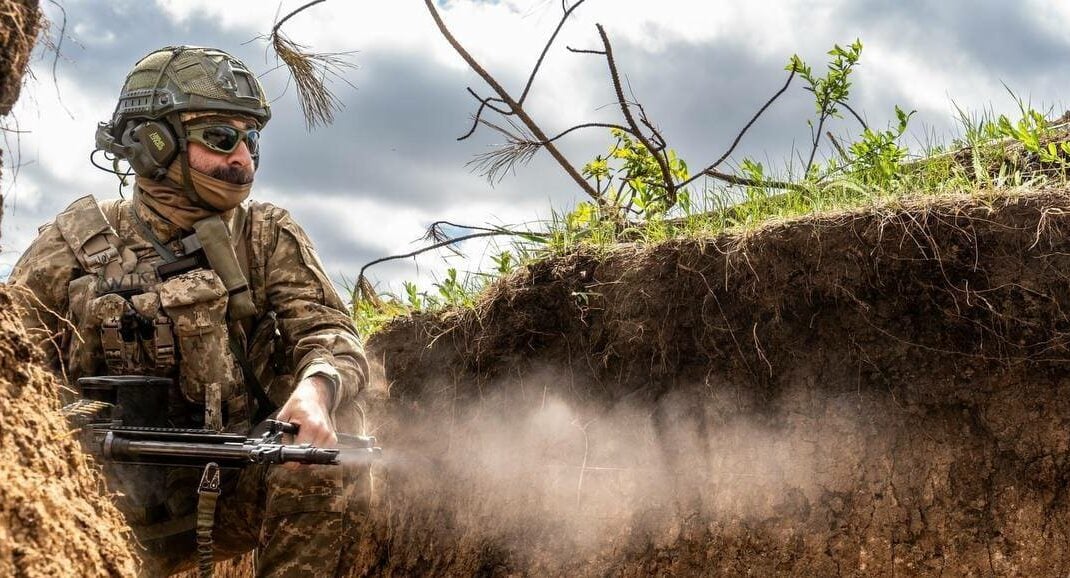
left=136, top=159, right=252, bottom=232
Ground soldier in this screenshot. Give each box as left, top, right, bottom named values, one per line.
left=8, top=46, right=368, bottom=576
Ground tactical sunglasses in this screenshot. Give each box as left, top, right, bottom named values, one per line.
left=185, top=123, right=260, bottom=156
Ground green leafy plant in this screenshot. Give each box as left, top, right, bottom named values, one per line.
left=847, top=106, right=915, bottom=186
left=582, top=128, right=691, bottom=219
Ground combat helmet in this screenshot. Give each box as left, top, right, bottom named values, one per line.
left=95, top=45, right=270, bottom=186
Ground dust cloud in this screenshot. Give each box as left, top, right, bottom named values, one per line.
left=346, top=363, right=868, bottom=568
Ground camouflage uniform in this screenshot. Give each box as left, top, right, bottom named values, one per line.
left=10, top=45, right=372, bottom=576
left=10, top=192, right=368, bottom=576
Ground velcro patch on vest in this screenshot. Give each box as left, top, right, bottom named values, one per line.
left=96, top=270, right=160, bottom=296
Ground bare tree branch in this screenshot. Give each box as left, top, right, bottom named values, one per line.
left=467, top=88, right=513, bottom=115
left=633, top=100, right=666, bottom=150
left=704, top=167, right=805, bottom=192
left=544, top=122, right=633, bottom=144
left=425, top=220, right=506, bottom=240
left=838, top=99, right=868, bottom=131
left=595, top=24, right=676, bottom=205
left=272, top=0, right=327, bottom=35
left=620, top=77, right=667, bottom=151
left=267, top=0, right=356, bottom=130
left=472, top=119, right=634, bottom=179
left=357, top=227, right=546, bottom=292
left=424, top=0, right=603, bottom=205
left=46, top=0, right=74, bottom=120
left=678, top=67, right=796, bottom=189
left=803, top=87, right=869, bottom=131
left=519, top=0, right=588, bottom=105
left=458, top=87, right=514, bottom=140
left=566, top=46, right=606, bottom=55
left=468, top=118, right=542, bottom=183
left=805, top=113, right=829, bottom=175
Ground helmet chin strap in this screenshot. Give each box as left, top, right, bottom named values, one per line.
left=166, top=114, right=216, bottom=210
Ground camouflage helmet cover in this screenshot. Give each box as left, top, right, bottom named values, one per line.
left=113, top=45, right=271, bottom=130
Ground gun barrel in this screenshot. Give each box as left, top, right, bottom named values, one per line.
left=104, top=433, right=254, bottom=468
left=102, top=433, right=342, bottom=468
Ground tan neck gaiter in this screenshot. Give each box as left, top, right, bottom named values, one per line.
left=136, top=161, right=252, bottom=231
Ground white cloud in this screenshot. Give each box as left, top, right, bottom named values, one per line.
left=6, top=0, right=1070, bottom=294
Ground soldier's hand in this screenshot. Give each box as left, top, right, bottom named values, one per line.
left=277, top=374, right=338, bottom=459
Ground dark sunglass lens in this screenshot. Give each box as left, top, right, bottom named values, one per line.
left=201, top=126, right=241, bottom=152
left=245, top=129, right=260, bottom=154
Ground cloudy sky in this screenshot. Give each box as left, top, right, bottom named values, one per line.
left=2, top=0, right=1068, bottom=298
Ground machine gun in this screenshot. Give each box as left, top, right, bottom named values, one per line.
left=63, top=375, right=381, bottom=578
left=65, top=400, right=378, bottom=468
left=62, top=376, right=381, bottom=469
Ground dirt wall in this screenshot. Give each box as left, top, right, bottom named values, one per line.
left=0, top=0, right=41, bottom=239
left=352, top=190, right=1070, bottom=576
left=0, top=285, right=138, bottom=576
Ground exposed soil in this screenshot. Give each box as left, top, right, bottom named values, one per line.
left=0, top=0, right=37, bottom=117
left=0, top=0, right=41, bottom=238
left=0, top=285, right=139, bottom=577
left=0, top=6, right=137, bottom=575
left=338, top=189, right=1070, bottom=576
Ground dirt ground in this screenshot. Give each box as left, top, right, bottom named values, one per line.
left=0, top=5, right=138, bottom=576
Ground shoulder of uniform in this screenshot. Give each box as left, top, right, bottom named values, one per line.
left=53, top=195, right=129, bottom=233
left=52, top=194, right=131, bottom=274
left=247, top=201, right=305, bottom=237
left=247, top=200, right=291, bottom=223
left=58, top=194, right=100, bottom=214
left=55, top=195, right=109, bottom=244
left=98, top=197, right=130, bottom=225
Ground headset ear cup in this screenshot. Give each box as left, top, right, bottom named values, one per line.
left=120, top=120, right=179, bottom=180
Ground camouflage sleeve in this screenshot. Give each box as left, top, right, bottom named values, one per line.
left=265, top=209, right=368, bottom=411
left=7, top=222, right=80, bottom=370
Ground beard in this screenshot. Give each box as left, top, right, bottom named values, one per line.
left=210, top=164, right=255, bottom=185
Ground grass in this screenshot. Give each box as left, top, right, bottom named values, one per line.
left=350, top=106, right=1070, bottom=339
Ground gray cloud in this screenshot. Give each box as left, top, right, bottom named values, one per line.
left=842, top=0, right=1070, bottom=79
left=5, top=0, right=1070, bottom=290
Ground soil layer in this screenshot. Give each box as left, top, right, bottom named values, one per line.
left=350, top=190, right=1070, bottom=576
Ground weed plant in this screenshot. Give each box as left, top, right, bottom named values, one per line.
left=353, top=42, right=1070, bottom=338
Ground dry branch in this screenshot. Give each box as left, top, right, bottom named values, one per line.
left=595, top=24, right=676, bottom=205
left=423, top=0, right=604, bottom=206
left=268, top=0, right=356, bottom=130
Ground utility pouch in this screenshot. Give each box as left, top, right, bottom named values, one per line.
left=85, top=292, right=140, bottom=373
left=131, top=292, right=176, bottom=371
left=158, top=269, right=242, bottom=407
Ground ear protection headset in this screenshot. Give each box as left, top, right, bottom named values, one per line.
left=95, top=118, right=179, bottom=181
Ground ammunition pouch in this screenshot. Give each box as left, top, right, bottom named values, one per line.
left=158, top=269, right=244, bottom=420
left=90, top=293, right=140, bottom=373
